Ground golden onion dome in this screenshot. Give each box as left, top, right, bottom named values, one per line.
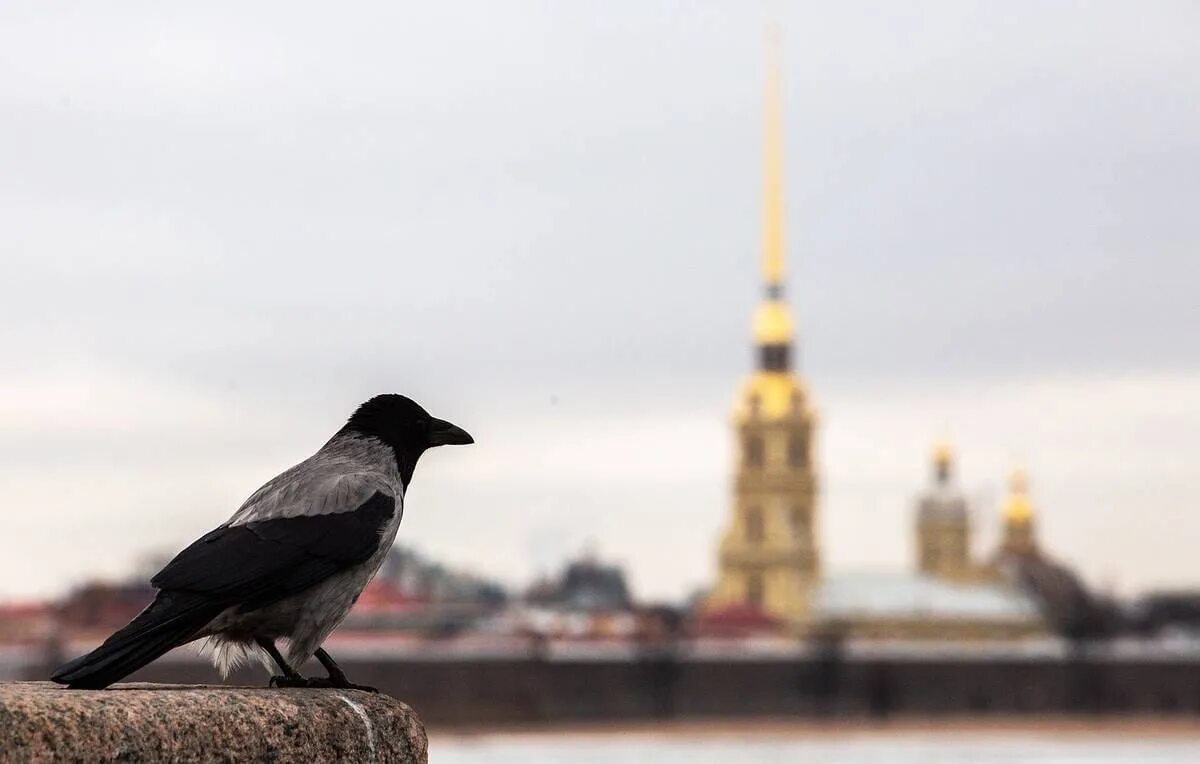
left=933, top=441, right=954, bottom=468
left=753, top=300, right=794, bottom=345
left=1003, top=469, right=1034, bottom=524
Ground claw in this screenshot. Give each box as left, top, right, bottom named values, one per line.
left=268, top=674, right=377, bottom=692
left=340, top=683, right=378, bottom=693
left=302, top=677, right=378, bottom=692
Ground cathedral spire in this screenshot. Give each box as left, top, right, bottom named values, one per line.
left=753, top=29, right=795, bottom=371
left=933, top=442, right=954, bottom=483
left=762, top=29, right=786, bottom=295
left=710, top=30, right=820, bottom=629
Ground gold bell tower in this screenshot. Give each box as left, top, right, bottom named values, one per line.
left=708, top=36, right=820, bottom=626
left=999, top=469, right=1039, bottom=558
left=915, top=444, right=972, bottom=582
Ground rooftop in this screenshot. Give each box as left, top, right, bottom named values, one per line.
left=815, top=571, right=1040, bottom=622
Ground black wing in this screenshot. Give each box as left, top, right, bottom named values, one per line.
left=151, top=491, right=396, bottom=612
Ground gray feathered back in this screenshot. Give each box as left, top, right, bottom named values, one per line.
left=227, top=436, right=402, bottom=525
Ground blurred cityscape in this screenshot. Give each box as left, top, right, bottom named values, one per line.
left=4, top=26, right=1200, bottom=731
left=5, top=475, right=1200, bottom=725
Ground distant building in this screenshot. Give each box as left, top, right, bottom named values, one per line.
left=813, top=573, right=1044, bottom=641
left=706, top=41, right=820, bottom=627
left=56, top=580, right=154, bottom=635
left=478, top=552, right=643, bottom=642
left=0, top=603, right=55, bottom=645
left=375, top=545, right=506, bottom=606
left=1128, top=591, right=1200, bottom=636
left=693, top=603, right=786, bottom=639
left=981, top=473, right=1118, bottom=640
left=915, top=444, right=972, bottom=582
left=342, top=545, right=506, bottom=634
left=993, top=469, right=1040, bottom=563
left=525, top=552, right=632, bottom=613
left=803, top=455, right=1050, bottom=641
left=700, top=42, right=1081, bottom=642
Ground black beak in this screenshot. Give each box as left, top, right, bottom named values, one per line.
left=427, top=417, right=473, bottom=447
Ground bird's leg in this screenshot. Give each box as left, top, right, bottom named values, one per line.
left=313, top=647, right=351, bottom=685
left=256, top=637, right=306, bottom=688
left=314, top=647, right=377, bottom=693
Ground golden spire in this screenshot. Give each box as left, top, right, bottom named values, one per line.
left=932, top=441, right=954, bottom=482
left=762, top=28, right=785, bottom=291
left=933, top=442, right=954, bottom=468
left=753, top=29, right=795, bottom=354
left=1003, top=468, right=1035, bottom=524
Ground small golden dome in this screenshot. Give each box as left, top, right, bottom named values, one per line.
left=933, top=442, right=954, bottom=467
left=753, top=300, right=794, bottom=345
left=736, top=372, right=805, bottom=421
left=1003, top=469, right=1034, bottom=524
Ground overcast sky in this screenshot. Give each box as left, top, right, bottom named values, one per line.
left=2, top=2, right=1198, bottom=601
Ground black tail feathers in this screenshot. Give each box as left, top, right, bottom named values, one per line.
left=51, top=591, right=220, bottom=690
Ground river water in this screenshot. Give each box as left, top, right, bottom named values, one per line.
left=435, top=731, right=1200, bottom=763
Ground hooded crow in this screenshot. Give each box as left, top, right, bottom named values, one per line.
left=51, top=393, right=472, bottom=691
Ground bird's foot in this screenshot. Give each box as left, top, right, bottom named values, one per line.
left=315, top=676, right=379, bottom=693
left=342, top=683, right=378, bottom=694
left=268, top=675, right=377, bottom=692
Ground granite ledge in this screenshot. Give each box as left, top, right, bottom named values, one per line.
left=0, top=681, right=427, bottom=763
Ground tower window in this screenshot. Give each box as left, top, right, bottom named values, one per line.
left=745, top=435, right=764, bottom=467
left=746, top=573, right=764, bottom=609
left=788, top=435, right=806, bottom=468
left=790, top=505, right=806, bottom=535
left=745, top=506, right=764, bottom=544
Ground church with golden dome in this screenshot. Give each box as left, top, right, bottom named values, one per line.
left=705, top=41, right=820, bottom=624
left=703, top=41, right=1065, bottom=643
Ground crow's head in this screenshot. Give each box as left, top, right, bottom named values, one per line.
left=340, top=394, right=472, bottom=483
